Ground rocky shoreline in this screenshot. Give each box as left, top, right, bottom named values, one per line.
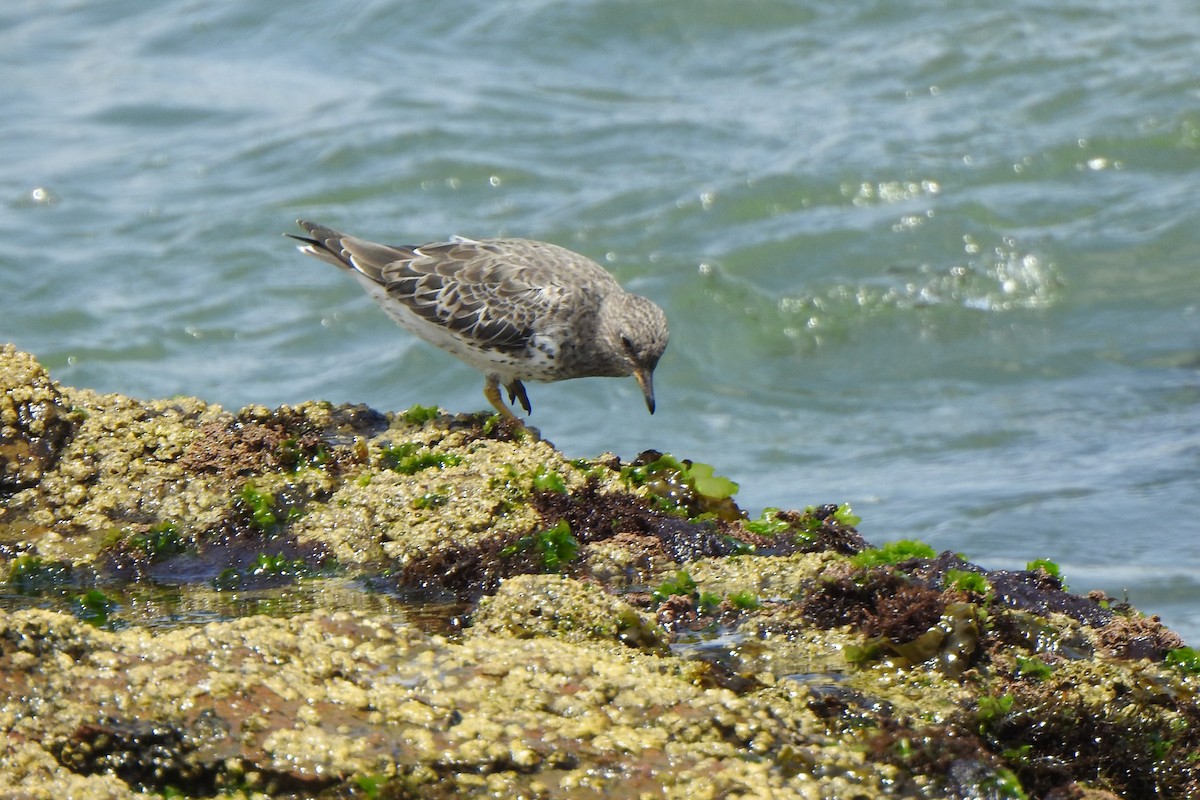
left=1, top=344, right=1196, bottom=799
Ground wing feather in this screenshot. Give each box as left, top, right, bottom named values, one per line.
left=295, top=221, right=616, bottom=355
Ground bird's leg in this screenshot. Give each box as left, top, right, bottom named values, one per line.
left=483, top=375, right=519, bottom=420
left=505, top=379, right=532, bottom=415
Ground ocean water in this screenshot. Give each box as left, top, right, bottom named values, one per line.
left=3, top=0, right=1198, bottom=640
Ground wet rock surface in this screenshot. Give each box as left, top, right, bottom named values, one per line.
left=1, top=346, right=1197, bottom=799
left=0, top=344, right=77, bottom=494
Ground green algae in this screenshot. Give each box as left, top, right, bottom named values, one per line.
left=744, top=507, right=793, bottom=536
left=499, top=519, right=579, bottom=572
left=353, top=773, right=385, bottom=798
left=748, top=503, right=860, bottom=540
left=1166, top=646, right=1200, bottom=676
left=696, top=590, right=721, bottom=611
left=248, top=552, right=310, bottom=577
left=620, top=451, right=741, bottom=520
left=945, top=568, right=991, bottom=596
left=238, top=482, right=281, bottom=531
left=6, top=554, right=73, bottom=593
left=682, top=461, right=738, bottom=499
left=728, top=590, right=761, bottom=610
left=739, top=504, right=864, bottom=554
left=72, top=589, right=116, bottom=627
left=1013, top=655, right=1054, bottom=681
left=647, top=568, right=760, bottom=617
left=822, top=503, right=861, bottom=529
left=1026, top=557, right=1065, bottom=587
left=400, top=403, right=440, bottom=426
left=850, top=539, right=937, bottom=568
left=529, top=464, right=567, bottom=493
left=652, top=569, right=698, bottom=604
left=379, top=441, right=464, bottom=474
left=983, top=768, right=1030, bottom=800
left=127, top=521, right=185, bottom=559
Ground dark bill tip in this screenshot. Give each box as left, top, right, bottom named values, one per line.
left=634, top=369, right=655, bottom=414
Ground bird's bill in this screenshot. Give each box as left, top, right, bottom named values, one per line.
left=634, top=368, right=656, bottom=414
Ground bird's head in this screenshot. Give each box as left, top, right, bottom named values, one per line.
left=600, top=293, right=669, bottom=414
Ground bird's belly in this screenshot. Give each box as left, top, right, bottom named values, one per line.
left=372, top=294, right=562, bottom=382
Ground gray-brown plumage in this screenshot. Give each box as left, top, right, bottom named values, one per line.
left=288, top=219, right=668, bottom=419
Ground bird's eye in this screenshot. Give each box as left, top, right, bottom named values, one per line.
left=620, top=335, right=635, bottom=354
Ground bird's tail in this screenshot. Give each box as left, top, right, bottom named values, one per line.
left=287, top=219, right=419, bottom=283
left=287, top=219, right=358, bottom=271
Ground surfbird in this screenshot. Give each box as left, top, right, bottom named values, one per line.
left=289, top=220, right=668, bottom=419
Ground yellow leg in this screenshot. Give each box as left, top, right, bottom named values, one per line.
left=483, top=375, right=518, bottom=420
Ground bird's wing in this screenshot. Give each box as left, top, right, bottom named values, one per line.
left=374, top=238, right=612, bottom=353
left=293, top=222, right=612, bottom=354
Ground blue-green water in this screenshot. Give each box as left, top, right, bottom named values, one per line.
left=4, top=0, right=1199, bottom=640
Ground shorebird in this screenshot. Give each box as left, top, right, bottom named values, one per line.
left=288, top=220, right=668, bottom=420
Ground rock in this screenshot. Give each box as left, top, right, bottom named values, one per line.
left=0, top=344, right=76, bottom=493
left=1, top=345, right=1198, bottom=799
left=471, top=573, right=668, bottom=653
